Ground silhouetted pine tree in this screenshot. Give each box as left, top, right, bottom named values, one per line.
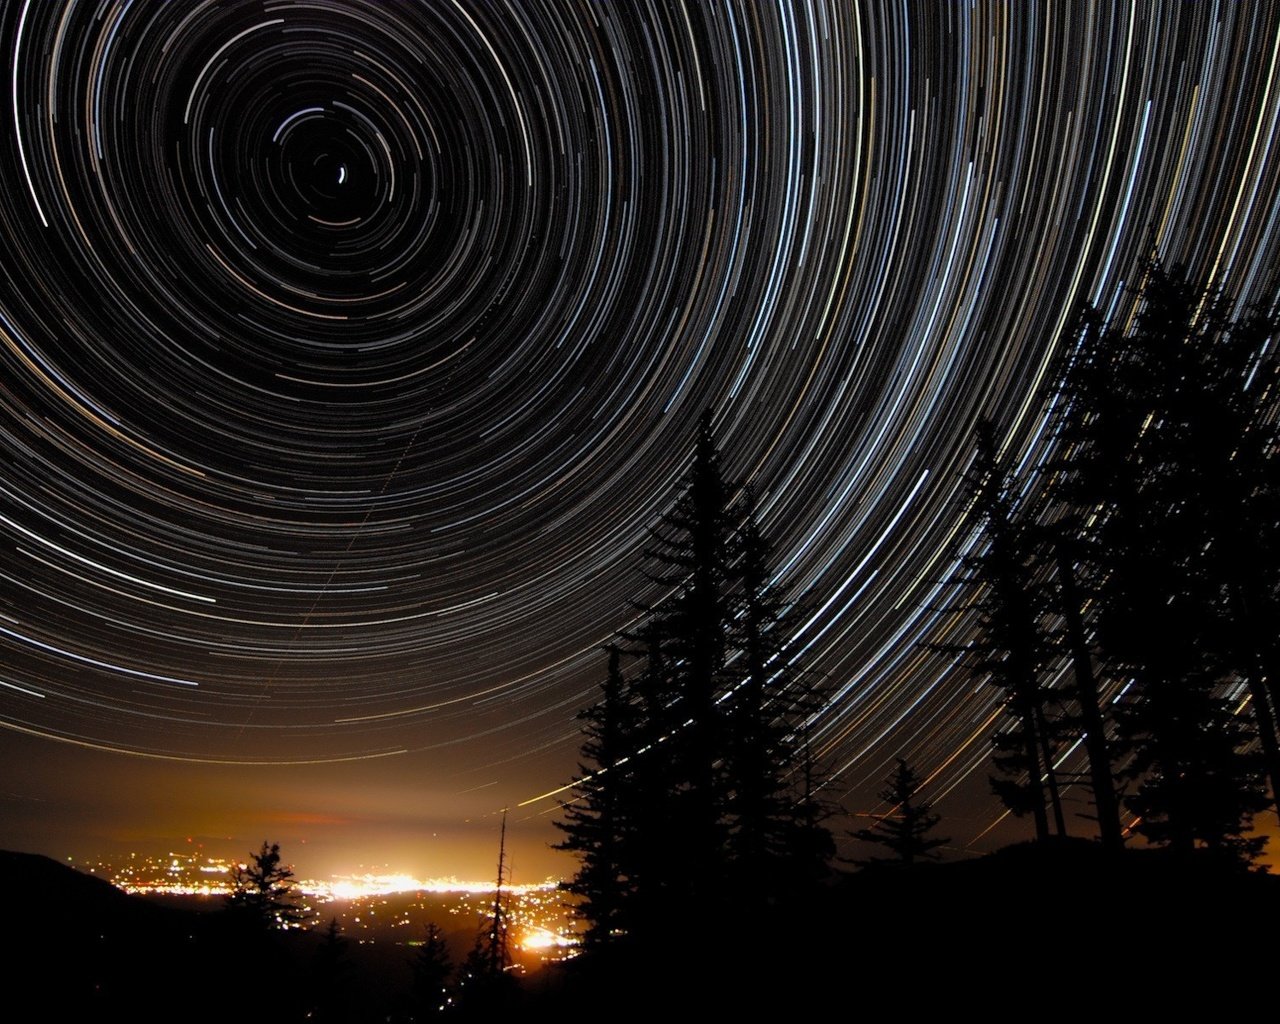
left=849, top=758, right=949, bottom=866
left=225, top=840, right=309, bottom=930
left=409, top=922, right=453, bottom=1018
left=1046, top=258, right=1274, bottom=863
left=950, top=420, right=1064, bottom=839
left=637, top=410, right=736, bottom=903
left=456, top=933, right=490, bottom=990
left=1178, top=293, right=1280, bottom=814
left=556, top=411, right=833, bottom=948
left=454, top=930, right=518, bottom=1016
left=615, top=614, right=686, bottom=942
left=1119, top=667, right=1269, bottom=866
left=552, top=647, right=634, bottom=946
left=309, top=917, right=352, bottom=1023
left=725, top=490, right=834, bottom=893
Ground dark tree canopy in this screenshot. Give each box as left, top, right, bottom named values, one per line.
left=927, top=255, right=1278, bottom=863
left=1041, top=256, right=1278, bottom=864
left=225, top=840, right=309, bottom=929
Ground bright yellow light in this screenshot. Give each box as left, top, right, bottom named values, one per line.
left=303, top=874, right=559, bottom=900
left=520, top=928, right=576, bottom=951
left=323, top=874, right=424, bottom=900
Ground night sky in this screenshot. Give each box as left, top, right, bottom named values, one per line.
left=2, top=0, right=1279, bottom=881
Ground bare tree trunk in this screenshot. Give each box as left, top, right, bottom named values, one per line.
left=1056, top=543, right=1123, bottom=850
left=1018, top=701, right=1051, bottom=841
left=1034, top=702, right=1068, bottom=837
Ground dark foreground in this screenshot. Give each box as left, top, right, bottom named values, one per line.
left=6, top=840, right=1276, bottom=1020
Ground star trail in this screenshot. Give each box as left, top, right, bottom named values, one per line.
left=2, top=0, right=1279, bottom=869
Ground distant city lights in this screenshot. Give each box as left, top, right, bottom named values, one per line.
left=78, top=849, right=580, bottom=964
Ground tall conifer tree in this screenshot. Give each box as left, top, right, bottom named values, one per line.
left=639, top=410, right=737, bottom=903
left=1046, top=259, right=1274, bottom=863
left=556, top=411, right=833, bottom=946
left=952, top=420, right=1062, bottom=839
left=552, top=648, right=633, bottom=946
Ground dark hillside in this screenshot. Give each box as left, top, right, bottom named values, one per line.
left=539, top=839, right=1280, bottom=1012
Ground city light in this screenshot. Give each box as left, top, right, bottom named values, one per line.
left=79, top=850, right=580, bottom=966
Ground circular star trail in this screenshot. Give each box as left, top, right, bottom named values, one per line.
left=1, top=1, right=1279, bottom=837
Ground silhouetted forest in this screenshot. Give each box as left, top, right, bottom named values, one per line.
left=15, top=255, right=1280, bottom=1019
left=547, top=253, right=1280, bottom=996
left=944, top=255, right=1279, bottom=864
